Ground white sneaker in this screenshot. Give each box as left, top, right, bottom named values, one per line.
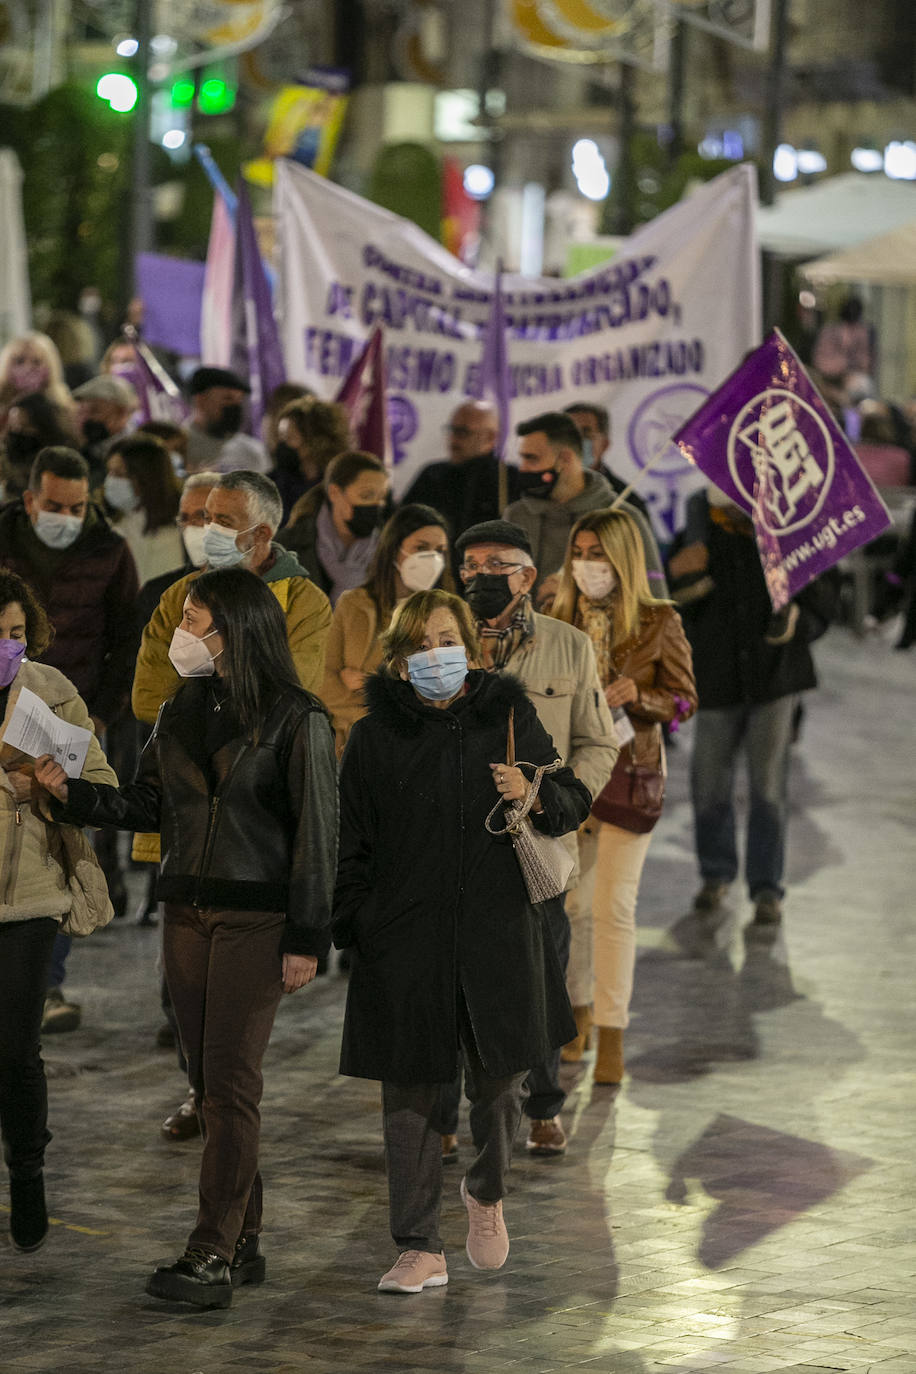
left=377, top=1249, right=448, bottom=1293
left=460, top=1176, right=509, bottom=1270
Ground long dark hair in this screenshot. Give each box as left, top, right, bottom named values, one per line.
left=187, top=568, right=304, bottom=741
left=108, top=433, right=180, bottom=533
left=364, top=503, right=453, bottom=622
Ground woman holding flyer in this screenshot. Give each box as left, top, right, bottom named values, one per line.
left=0, top=570, right=116, bottom=1255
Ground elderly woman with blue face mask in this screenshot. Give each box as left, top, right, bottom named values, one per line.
left=333, top=589, right=591, bottom=1295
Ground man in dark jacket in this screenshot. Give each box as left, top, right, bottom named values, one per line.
left=0, top=446, right=140, bottom=1028
left=401, top=400, right=517, bottom=544
left=668, top=487, right=837, bottom=936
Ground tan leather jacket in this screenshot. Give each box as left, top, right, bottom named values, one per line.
left=607, top=604, right=697, bottom=770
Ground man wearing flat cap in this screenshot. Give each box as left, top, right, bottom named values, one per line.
left=184, top=366, right=270, bottom=476
left=72, top=374, right=138, bottom=486
left=433, top=519, right=617, bottom=1160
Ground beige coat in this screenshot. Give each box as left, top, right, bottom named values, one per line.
left=322, top=587, right=385, bottom=757
left=0, top=661, right=117, bottom=923
left=505, top=613, right=618, bottom=888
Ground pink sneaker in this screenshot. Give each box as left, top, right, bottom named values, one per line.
left=460, top=1176, right=509, bottom=1270
left=377, top=1249, right=448, bottom=1293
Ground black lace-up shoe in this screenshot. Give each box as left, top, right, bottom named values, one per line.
left=146, top=1247, right=232, bottom=1308
left=230, top=1233, right=266, bottom=1287
left=9, top=1173, right=49, bottom=1253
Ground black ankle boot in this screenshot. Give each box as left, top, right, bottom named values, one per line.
left=146, top=1248, right=232, bottom=1308
left=9, top=1172, right=49, bottom=1253
left=230, top=1233, right=267, bottom=1287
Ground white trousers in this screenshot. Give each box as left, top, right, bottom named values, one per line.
left=565, top=821, right=652, bottom=1029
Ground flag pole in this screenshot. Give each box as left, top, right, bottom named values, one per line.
left=608, top=434, right=685, bottom=511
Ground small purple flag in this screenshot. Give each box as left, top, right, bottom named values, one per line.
left=115, top=329, right=189, bottom=426
left=479, top=266, right=511, bottom=458
left=231, top=180, right=286, bottom=435
left=674, top=329, right=891, bottom=609
left=334, top=324, right=390, bottom=465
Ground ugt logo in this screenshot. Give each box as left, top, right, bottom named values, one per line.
left=727, top=389, right=835, bottom=536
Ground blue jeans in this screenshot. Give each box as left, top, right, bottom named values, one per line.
left=48, top=931, right=71, bottom=990
left=690, top=697, right=796, bottom=899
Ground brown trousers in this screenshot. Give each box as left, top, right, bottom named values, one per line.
left=163, top=903, right=286, bottom=1261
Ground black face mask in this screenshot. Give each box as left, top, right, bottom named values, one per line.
left=82, top=418, right=111, bottom=447
left=464, top=574, right=518, bottom=621
left=517, top=467, right=559, bottom=500
left=207, top=403, right=244, bottom=438
left=4, top=431, right=42, bottom=464
left=345, top=504, right=384, bottom=539
left=272, top=440, right=301, bottom=474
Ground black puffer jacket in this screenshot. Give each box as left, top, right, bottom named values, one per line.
left=334, top=669, right=590, bottom=1084
left=55, top=681, right=338, bottom=957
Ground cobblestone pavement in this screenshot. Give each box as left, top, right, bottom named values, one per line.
left=2, top=629, right=914, bottom=1374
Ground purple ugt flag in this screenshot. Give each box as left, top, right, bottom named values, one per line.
left=673, top=328, right=891, bottom=610
left=334, top=324, right=390, bottom=465
left=479, top=267, right=512, bottom=458
left=231, top=180, right=286, bottom=436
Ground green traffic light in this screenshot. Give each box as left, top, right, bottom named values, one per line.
left=171, top=76, right=195, bottom=107
left=198, top=77, right=235, bottom=115
left=96, top=72, right=138, bottom=113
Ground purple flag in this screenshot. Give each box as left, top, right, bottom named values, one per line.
left=114, top=329, right=188, bottom=426
left=674, top=329, right=891, bottom=609
left=334, top=324, right=390, bottom=465
left=231, top=180, right=286, bottom=435
left=479, top=267, right=511, bottom=457
left=135, top=253, right=205, bottom=358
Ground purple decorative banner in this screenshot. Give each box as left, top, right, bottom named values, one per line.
left=674, top=329, right=891, bottom=609
left=232, top=180, right=286, bottom=435
left=335, top=324, right=389, bottom=465
left=478, top=267, right=511, bottom=458
left=135, top=254, right=205, bottom=358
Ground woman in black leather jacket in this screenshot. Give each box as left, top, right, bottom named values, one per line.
left=35, top=568, right=338, bottom=1311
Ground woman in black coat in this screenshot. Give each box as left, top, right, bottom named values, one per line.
left=35, top=568, right=338, bottom=1311
left=333, top=588, right=590, bottom=1294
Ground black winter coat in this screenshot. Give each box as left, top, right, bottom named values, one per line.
left=333, top=669, right=589, bottom=1084
left=56, top=681, right=338, bottom=957
left=0, top=500, right=139, bottom=724
left=669, top=494, right=837, bottom=710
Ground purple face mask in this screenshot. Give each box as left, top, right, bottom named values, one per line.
left=0, top=638, right=26, bottom=688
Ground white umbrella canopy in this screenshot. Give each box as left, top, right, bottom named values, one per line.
left=803, top=220, right=916, bottom=285
left=757, top=172, right=916, bottom=258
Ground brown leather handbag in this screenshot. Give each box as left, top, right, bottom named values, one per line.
left=591, top=729, right=666, bottom=834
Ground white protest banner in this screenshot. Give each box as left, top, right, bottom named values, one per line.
left=275, top=161, right=760, bottom=537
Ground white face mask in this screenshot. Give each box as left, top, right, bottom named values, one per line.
left=572, top=559, right=616, bottom=602
left=202, top=522, right=256, bottom=569
left=167, top=625, right=221, bottom=677
left=181, top=525, right=209, bottom=568
left=33, top=509, right=83, bottom=550
left=399, top=549, right=446, bottom=593
left=104, top=473, right=140, bottom=513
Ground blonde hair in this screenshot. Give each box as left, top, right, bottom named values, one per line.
left=381, top=590, right=481, bottom=675
left=0, top=331, right=72, bottom=412
left=550, top=508, right=668, bottom=647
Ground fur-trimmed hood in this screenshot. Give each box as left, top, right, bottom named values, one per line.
left=363, top=666, right=530, bottom=737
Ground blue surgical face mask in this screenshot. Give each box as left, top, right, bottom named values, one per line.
left=202, top=521, right=257, bottom=569
left=33, top=509, right=83, bottom=550
left=580, top=437, right=594, bottom=468
left=406, top=645, right=468, bottom=701
left=104, top=473, right=140, bottom=513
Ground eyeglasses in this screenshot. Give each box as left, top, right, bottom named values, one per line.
left=458, top=559, right=524, bottom=582
left=176, top=513, right=206, bottom=528
left=444, top=424, right=487, bottom=439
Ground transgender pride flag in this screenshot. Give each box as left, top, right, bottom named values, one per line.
left=198, top=147, right=237, bottom=367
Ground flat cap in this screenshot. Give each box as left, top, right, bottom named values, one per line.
left=455, top=519, right=533, bottom=560
left=188, top=366, right=250, bottom=396
left=72, top=374, right=138, bottom=408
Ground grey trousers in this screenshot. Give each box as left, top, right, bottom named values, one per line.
left=382, top=1009, right=528, bottom=1254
